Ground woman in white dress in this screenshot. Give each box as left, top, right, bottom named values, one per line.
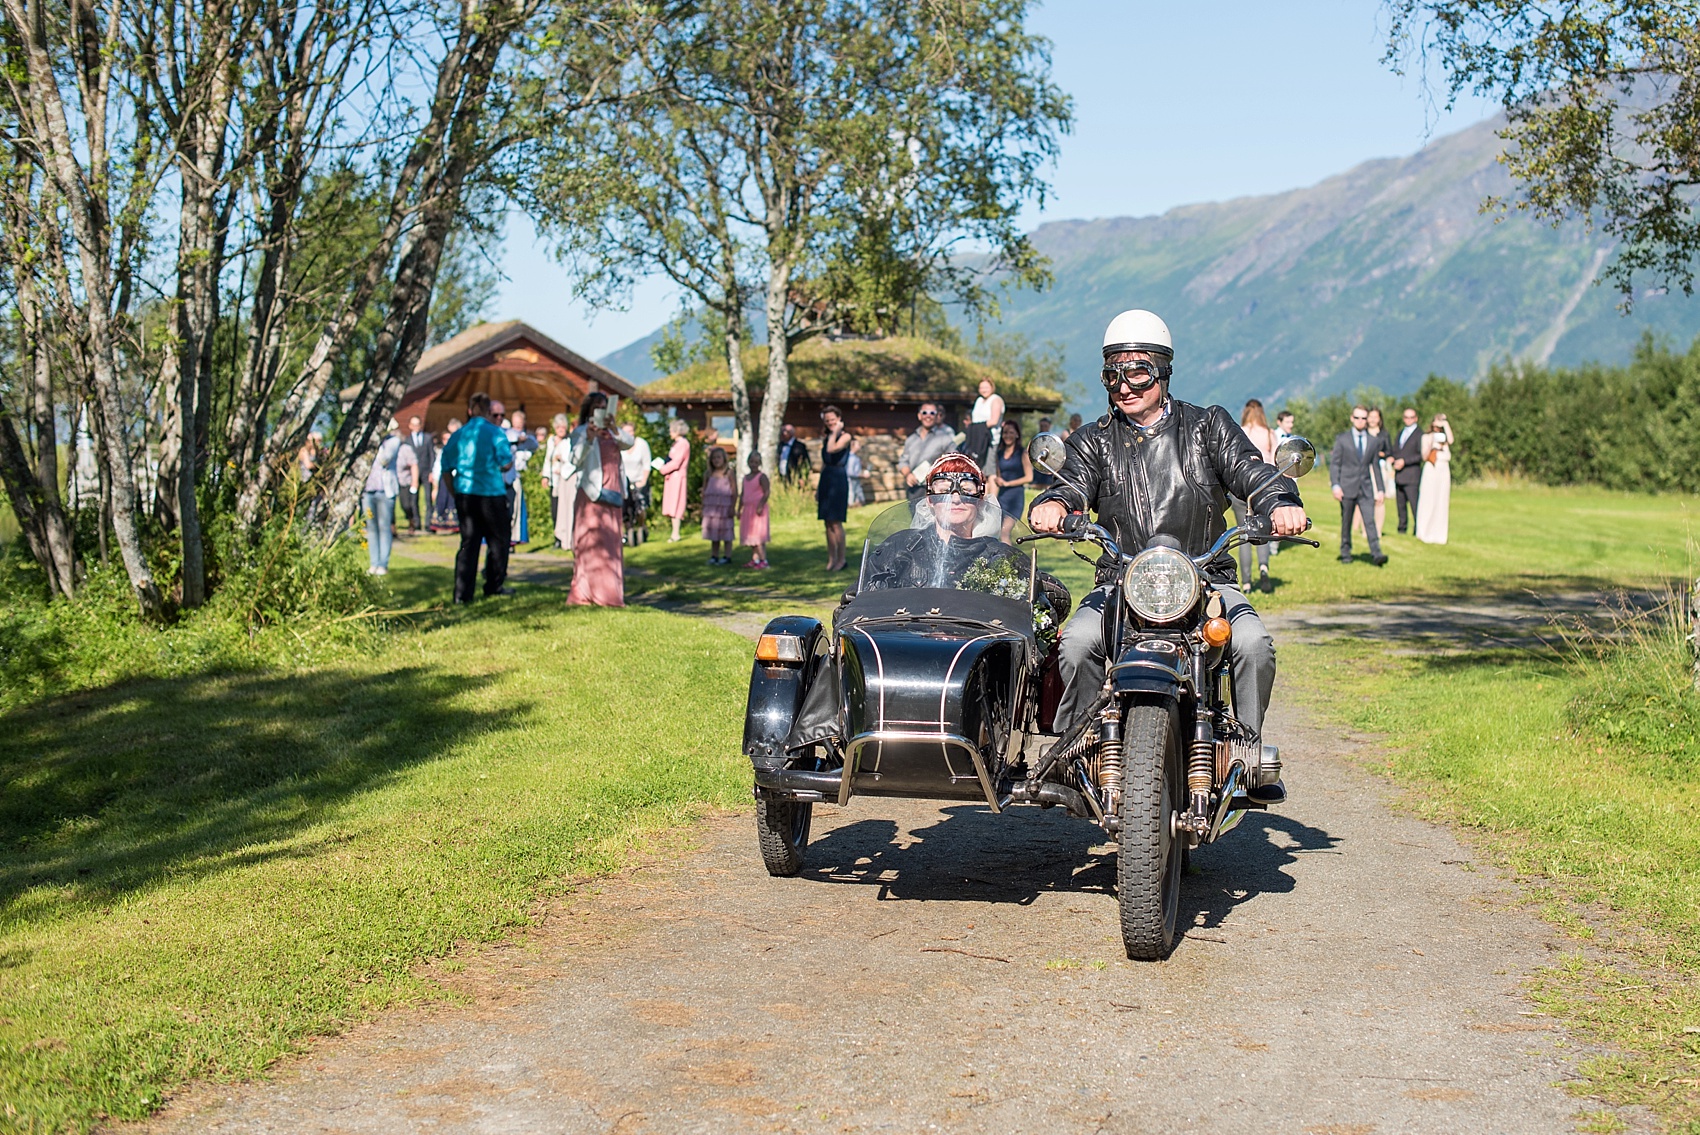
left=1416, top=413, right=1455, bottom=545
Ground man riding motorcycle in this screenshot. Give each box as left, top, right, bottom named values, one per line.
left=1028, top=309, right=1310, bottom=747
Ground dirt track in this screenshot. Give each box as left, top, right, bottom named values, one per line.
left=144, top=606, right=1636, bottom=1134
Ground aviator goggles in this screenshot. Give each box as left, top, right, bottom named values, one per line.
left=1100, top=358, right=1172, bottom=394
left=927, top=472, right=986, bottom=498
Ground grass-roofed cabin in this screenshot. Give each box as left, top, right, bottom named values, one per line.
left=638, top=336, right=1062, bottom=502
left=639, top=335, right=1061, bottom=437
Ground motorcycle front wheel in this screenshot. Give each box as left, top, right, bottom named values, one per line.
left=1117, top=701, right=1185, bottom=960
left=755, top=797, right=812, bottom=877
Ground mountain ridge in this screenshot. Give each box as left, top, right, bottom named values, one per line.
left=602, top=116, right=1700, bottom=409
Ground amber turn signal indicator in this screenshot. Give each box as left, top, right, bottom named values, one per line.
left=1200, top=617, right=1231, bottom=648
left=756, top=633, right=805, bottom=663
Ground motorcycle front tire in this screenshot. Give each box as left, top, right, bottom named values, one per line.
left=755, top=797, right=812, bottom=877
left=1117, top=701, right=1185, bottom=960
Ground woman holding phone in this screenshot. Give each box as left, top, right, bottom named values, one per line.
left=816, top=405, right=853, bottom=571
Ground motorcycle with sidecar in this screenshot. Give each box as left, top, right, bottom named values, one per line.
left=742, top=435, right=1318, bottom=959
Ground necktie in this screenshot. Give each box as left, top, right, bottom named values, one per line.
left=1357, top=432, right=1364, bottom=459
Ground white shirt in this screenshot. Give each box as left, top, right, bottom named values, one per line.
left=1400, top=423, right=1420, bottom=447
left=621, top=435, right=653, bottom=487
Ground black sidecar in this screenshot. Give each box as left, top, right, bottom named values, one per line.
left=742, top=495, right=1067, bottom=875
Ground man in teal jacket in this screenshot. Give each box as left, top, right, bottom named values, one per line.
left=440, top=391, right=514, bottom=602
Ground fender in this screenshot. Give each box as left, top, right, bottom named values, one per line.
left=743, top=615, right=824, bottom=768
left=1107, top=643, right=1189, bottom=706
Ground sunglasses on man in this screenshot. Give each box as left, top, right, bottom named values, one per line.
left=927, top=473, right=985, bottom=498
left=1100, top=358, right=1172, bottom=394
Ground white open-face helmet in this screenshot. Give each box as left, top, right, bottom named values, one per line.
left=1102, top=309, right=1174, bottom=361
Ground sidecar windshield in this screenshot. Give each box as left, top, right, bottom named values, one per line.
left=856, top=495, right=1036, bottom=603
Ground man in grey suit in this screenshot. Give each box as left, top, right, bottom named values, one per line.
left=1389, top=405, right=1423, bottom=534
left=1330, top=405, right=1388, bottom=566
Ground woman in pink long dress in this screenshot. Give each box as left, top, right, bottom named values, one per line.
left=567, top=395, right=626, bottom=607
left=738, top=452, right=771, bottom=568
left=660, top=418, right=691, bottom=542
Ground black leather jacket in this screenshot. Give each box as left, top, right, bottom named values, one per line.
left=1029, top=399, right=1303, bottom=583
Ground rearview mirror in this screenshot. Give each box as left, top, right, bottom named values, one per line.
left=1029, top=432, right=1067, bottom=475
left=1274, top=436, right=1316, bottom=479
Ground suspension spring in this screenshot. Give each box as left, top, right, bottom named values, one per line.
left=1097, top=704, right=1123, bottom=793
left=1188, top=738, right=1215, bottom=797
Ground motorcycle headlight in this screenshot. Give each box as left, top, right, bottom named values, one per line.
left=1122, top=546, right=1200, bottom=623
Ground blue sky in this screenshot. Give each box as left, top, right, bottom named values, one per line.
left=493, top=0, right=1499, bottom=361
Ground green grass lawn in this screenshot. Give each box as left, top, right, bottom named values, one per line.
left=1, top=479, right=1694, bottom=1133
left=0, top=587, right=751, bottom=1133
left=610, top=481, right=1694, bottom=622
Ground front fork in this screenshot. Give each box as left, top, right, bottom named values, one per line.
left=1177, top=646, right=1216, bottom=844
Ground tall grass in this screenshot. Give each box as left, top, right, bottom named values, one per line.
left=0, top=488, right=384, bottom=714
left=1566, top=585, right=1700, bottom=778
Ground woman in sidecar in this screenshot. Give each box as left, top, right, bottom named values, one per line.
left=860, top=453, right=1027, bottom=591
left=742, top=454, right=1070, bottom=876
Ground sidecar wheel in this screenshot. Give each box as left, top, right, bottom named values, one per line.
left=1117, top=702, right=1185, bottom=960
left=755, top=797, right=812, bottom=877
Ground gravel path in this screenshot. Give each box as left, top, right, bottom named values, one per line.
left=139, top=596, right=1639, bottom=1134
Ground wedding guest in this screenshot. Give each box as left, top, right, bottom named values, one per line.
left=1389, top=406, right=1424, bottom=534
left=395, top=433, right=419, bottom=536
left=1065, top=412, right=1082, bottom=439
left=816, top=405, right=852, bottom=571
left=964, top=378, right=1005, bottom=467
left=505, top=409, right=538, bottom=547
left=429, top=420, right=461, bottom=531
left=898, top=401, right=954, bottom=501
left=363, top=420, right=404, bottom=576
left=401, top=417, right=432, bottom=531
left=1329, top=405, right=1389, bottom=567
left=777, top=423, right=811, bottom=485
left=1416, top=413, right=1455, bottom=545
left=701, top=445, right=737, bottom=564
left=566, top=392, right=627, bottom=606
left=990, top=418, right=1033, bottom=543
left=846, top=437, right=865, bottom=507
left=546, top=413, right=572, bottom=549
left=1274, top=410, right=1295, bottom=445
left=1231, top=399, right=1278, bottom=592
left=1353, top=407, right=1393, bottom=541
left=620, top=424, right=653, bottom=547
left=739, top=451, right=771, bottom=568
left=441, top=393, right=513, bottom=602
left=660, top=418, right=691, bottom=542
left=298, top=432, right=322, bottom=482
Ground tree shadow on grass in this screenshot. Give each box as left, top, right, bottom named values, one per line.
left=0, top=663, right=525, bottom=916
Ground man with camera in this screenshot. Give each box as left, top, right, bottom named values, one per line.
left=1028, top=310, right=1308, bottom=741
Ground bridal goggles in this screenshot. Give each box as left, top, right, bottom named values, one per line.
left=1100, top=358, right=1173, bottom=394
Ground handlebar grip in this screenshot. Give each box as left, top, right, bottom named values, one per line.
left=1060, top=512, right=1086, bottom=535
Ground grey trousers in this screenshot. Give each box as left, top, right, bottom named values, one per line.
left=1055, top=583, right=1277, bottom=738
left=1339, top=488, right=1382, bottom=558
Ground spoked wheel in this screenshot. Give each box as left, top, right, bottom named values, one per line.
left=1117, top=702, right=1185, bottom=960
left=755, top=797, right=812, bottom=877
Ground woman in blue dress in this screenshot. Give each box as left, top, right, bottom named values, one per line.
left=990, top=418, right=1033, bottom=543
left=815, top=405, right=853, bottom=571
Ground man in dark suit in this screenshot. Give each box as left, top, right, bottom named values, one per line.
left=402, top=416, right=434, bottom=532
left=1389, top=405, right=1423, bottom=534
left=1330, top=405, right=1388, bottom=566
